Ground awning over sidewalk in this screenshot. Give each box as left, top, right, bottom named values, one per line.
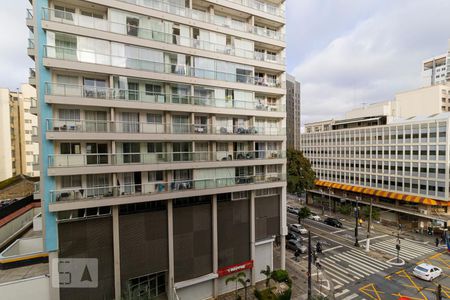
left=315, top=180, right=448, bottom=207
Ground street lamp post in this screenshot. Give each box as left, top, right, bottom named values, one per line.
left=328, top=187, right=332, bottom=215
left=365, top=198, right=373, bottom=252
left=354, top=196, right=360, bottom=247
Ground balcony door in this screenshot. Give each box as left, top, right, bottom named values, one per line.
left=86, top=143, right=108, bottom=165
left=83, top=78, right=107, bottom=99
left=85, top=110, right=107, bottom=132
left=122, top=112, right=140, bottom=133
left=123, top=143, right=140, bottom=163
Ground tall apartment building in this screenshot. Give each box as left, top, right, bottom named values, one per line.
left=286, top=73, right=300, bottom=150
left=28, top=0, right=287, bottom=299
left=0, top=84, right=39, bottom=181
left=301, top=90, right=450, bottom=231
left=422, top=40, right=450, bottom=87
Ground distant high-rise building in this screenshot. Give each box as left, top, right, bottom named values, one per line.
left=0, top=84, right=39, bottom=181
left=286, top=74, right=300, bottom=150
left=422, top=54, right=448, bottom=87
left=29, top=0, right=287, bottom=299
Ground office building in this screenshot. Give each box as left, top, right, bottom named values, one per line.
left=286, top=73, right=300, bottom=150
left=422, top=54, right=448, bottom=87
left=28, top=0, right=287, bottom=299
left=301, top=91, right=450, bottom=230
left=0, top=84, right=39, bottom=181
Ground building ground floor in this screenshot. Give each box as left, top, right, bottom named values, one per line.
left=48, top=188, right=286, bottom=300
left=306, top=182, right=448, bottom=234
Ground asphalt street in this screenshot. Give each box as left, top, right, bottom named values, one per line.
left=284, top=204, right=449, bottom=299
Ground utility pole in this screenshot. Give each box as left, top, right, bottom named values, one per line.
left=308, top=231, right=312, bottom=300
left=365, top=198, right=373, bottom=252
left=328, top=187, right=332, bottom=215
left=354, top=197, right=360, bottom=247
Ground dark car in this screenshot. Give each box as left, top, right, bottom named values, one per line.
left=286, top=239, right=307, bottom=253
left=287, top=230, right=307, bottom=242
left=324, top=217, right=342, bottom=228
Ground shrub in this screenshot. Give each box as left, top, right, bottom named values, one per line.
left=270, top=270, right=292, bottom=288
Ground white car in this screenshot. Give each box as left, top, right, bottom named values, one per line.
left=413, top=263, right=442, bottom=281
left=289, top=224, right=308, bottom=235
left=308, top=213, right=321, bottom=221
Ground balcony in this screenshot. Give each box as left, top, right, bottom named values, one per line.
left=49, top=173, right=286, bottom=203
left=28, top=68, right=36, bottom=86
left=27, top=38, right=35, bottom=58
left=48, top=150, right=285, bottom=168
left=118, top=0, right=284, bottom=41
left=30, top=97, right=38, bottom=115
left=43, top=46, right=282, bottom=88
left=42, top=8, right=284, bottom=65
left=226, top=0, right=284, bottom=17
left=45, top=119, right=286, bottom=138
left=45, top=82, right=284, bottom=112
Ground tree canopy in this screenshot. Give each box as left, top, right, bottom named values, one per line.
left=287, top=149, right=315, bottom=195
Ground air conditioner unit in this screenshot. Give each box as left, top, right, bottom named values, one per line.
left=419, top=209, right=428, bottom=215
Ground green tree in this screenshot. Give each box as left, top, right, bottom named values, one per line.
left=260, top=265, right=272, bottom=289
left=361, top=206, right=380, bottom=221
left=225, top=272, right=247, bottom=300
left=297, top=206, right=311, bottom=224
left=287, top=149, right=315, bottom=195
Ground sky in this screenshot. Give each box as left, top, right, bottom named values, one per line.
left=1, top=0, right=449, bottom=125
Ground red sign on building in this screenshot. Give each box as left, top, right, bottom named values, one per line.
left=217, top=260, right=254, bottom=277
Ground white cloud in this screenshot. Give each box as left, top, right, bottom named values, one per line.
left=290, top=0, right=450, bottom=125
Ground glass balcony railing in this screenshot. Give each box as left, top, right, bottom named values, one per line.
left=45, top=82, right=284, bottom=112
left=46, top=119, right=286, bottom=136
left=42, top=8, right=283, bottom=64
left=118, top=0, right=284, bottom=41
left=48, top=150, right=285, bottom=168
left=44, top=46, right=282, bottom=88
left=49, top=173, right=286, bottom=202
left=226, top=0, right=284, bottom=17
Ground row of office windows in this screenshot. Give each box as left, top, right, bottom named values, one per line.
left=311, top=161, right=447, bottom=179
left=303, top=145, right=447, bottom=161
left=301, top=122, right=447, bottom=145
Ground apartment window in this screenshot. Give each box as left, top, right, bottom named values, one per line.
left=147, top=113, right=163, bottom=124
left=145, top=84, right=162, bottom=95
left=147, top=143, right=163, bottom=153
left=59, top=109, right=80, bottom=121
left=81, top=10, right=103, bottom=19
left=54, top=5, right=75, bottom=20
left=61, top=175, right=81, bottom=188
left=148, top=171, right=164, bottom=182
left=60, top=143, right=81, bottom=154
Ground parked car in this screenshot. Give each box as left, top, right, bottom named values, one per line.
left=324, top=217, right=342, bottom=228
left=287, top=231, right=307, bottom=242
left=308, top=213, right=321, bottom=221
left=286, top=239, right=307, bottom=253
left=287, top=206, right=300, bottom=215
left=289, top=223, right=308, bottom=235
left=413, top=263, right=442, bottom=281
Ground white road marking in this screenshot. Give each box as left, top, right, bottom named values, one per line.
left=335, top=289, right=350, bottom=297
left=342, top=293, right=359, bottom=300
left=332, top=229, right=347, bottom=234
left=323, top=245, right=343, bottom=253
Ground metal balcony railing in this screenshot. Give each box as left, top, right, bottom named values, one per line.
left=48, top=150, right=285, bottom=168
left=45, top=82, right=284, bottom=112
left=43, top=46, right=282, bottom=88
left=50, top=173, right=286, bottom=202
left=226, top=0, right=284, bottom=17
left=42, top=8, right=284, bottom=64
left=117, top=0, right=284, bottom=41
left=45, top=119, right=286, bottom=136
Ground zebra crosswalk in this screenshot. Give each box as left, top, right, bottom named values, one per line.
left=317, top=249, right=392, bottom=299
left=370, top=238, right=436, bottom=261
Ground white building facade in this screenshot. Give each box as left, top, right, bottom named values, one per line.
left=29, top=0, right=287, bottom=299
